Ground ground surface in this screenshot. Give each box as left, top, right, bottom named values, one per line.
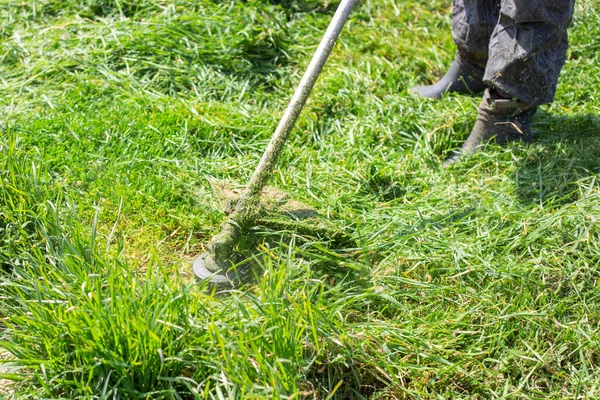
left=1, top=0, right=599, bottom=398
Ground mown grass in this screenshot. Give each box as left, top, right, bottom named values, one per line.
left=1, top=0, right=599, bottom=398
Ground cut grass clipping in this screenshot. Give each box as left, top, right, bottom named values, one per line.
left=1, top=0, right=600, bottom=398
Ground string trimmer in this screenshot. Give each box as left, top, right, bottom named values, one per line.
left=193, top=0, right=357, bottom=283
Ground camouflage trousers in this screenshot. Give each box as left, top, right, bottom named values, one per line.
left=452, top=0, right=576, bottom=105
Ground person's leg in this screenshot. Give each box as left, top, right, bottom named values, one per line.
left=452, top=0, right=500, bottom=65
left=411, top=0, right=499, bottom=98
left=484, top=0, right=576, bottom=106
left=442, top=88, right=537, bottom=167
left=444, top=0, right=576, bottom=167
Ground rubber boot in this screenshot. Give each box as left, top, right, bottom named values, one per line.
left=410, top=52, right=487, bottom=99
left=442, top=88, right=537, bottom=167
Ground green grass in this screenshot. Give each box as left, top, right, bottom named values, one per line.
left=1, top=0, right=600, bottom=398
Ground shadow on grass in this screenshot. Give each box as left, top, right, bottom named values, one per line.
left=513, top=112, right=600, bottom=206
left=232, top=222, right=371, bottom=288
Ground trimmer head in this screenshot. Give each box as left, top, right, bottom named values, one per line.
left=192, top=251, right=246, bottom=285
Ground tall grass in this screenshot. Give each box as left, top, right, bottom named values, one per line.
left=1, top=0, right=600, bottom=398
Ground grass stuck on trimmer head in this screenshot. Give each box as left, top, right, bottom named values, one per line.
left=193, top=179, right=356, bottom=284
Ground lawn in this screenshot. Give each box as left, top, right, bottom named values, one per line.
left=1, top=0, right=599, bottom=398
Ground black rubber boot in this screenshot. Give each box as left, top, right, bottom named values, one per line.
left=410, top=52, right=487, bottom=99
left=442, top=88, right=537, bottom=167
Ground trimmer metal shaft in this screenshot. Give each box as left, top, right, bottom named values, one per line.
left=193, top=0, right=357, bottom=283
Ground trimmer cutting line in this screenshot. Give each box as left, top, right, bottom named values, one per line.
left=193, top=0, right=358, bottom=283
